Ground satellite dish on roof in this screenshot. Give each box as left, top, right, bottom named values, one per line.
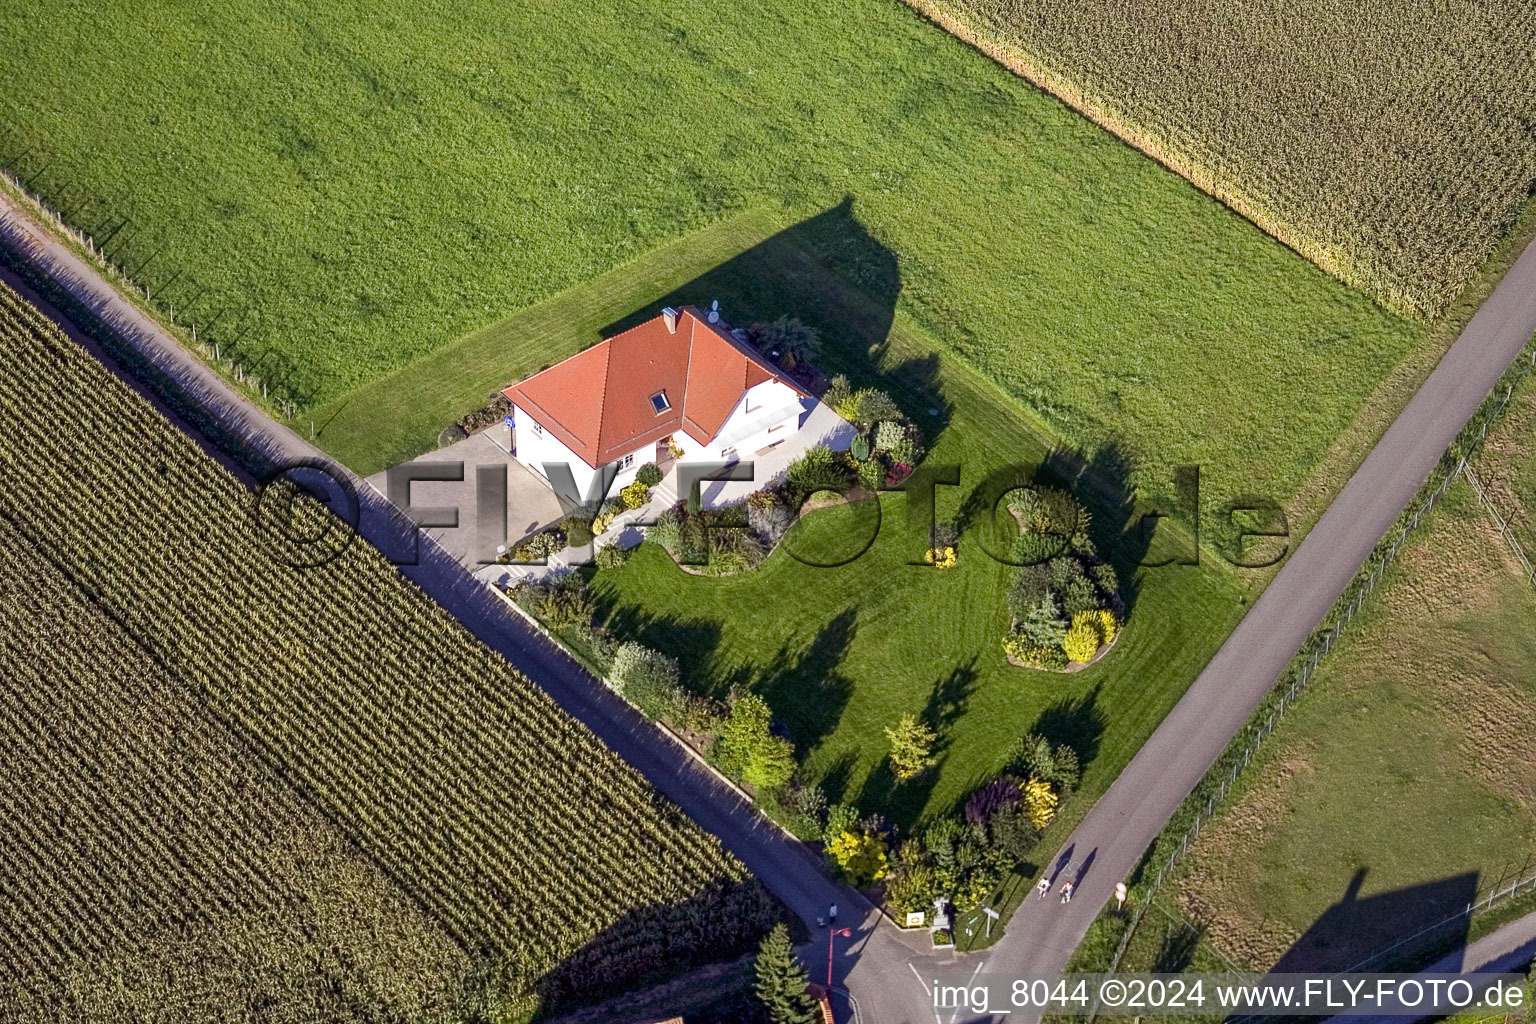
left=707, top=299, right=720, bottom=324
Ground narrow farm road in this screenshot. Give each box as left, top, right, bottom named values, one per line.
left=984, top=233, right=1536, bottom=999
left=0, top=192, right=946, bottom=1022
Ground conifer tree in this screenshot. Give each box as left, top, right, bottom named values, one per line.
left=754, top=923, right=819, bottom=1024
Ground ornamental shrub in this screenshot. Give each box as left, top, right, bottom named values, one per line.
left=964, top=776, right=1023, bottom=826
left=850, top=389, right=902, bottom=428
left=714, top=694, right=796, bottom=792
left=827, top=830, right=889, bottom=887
left=591, top=499, right=624, bottom=535
left=610, top=642, right=682, bottom=719
left=563, top=514, right=593, bottom=548
left=850, top=433, right=871, bottom=462
left=1015, top=596, right=1067, bottom=646
left=1011, top=733, right=1081, bottom=791
left=874, top=420, right=906, bottom=452
left=824, top=374, right=852, bottom=416
left=1062, top=612, right=1102, bottom=663
left=1023, top=778, right=1059, bottom=829
left=823, top=803, right=859, bottom=845
left=1092, top=608, right=1119, bottom=644
left=593, top=541, right=631, bottom=569
left=648, top=509, right=680, bottom=552
left=1062, top=575, right=1102, bottom=618
left=888, top=437, right=917, bottom=466
left=619, top=480, right=650, bottom=509
left=635, top=462, right=663, bottom=487
left=857, top=458, right=885, bottom=492
left=785, top=444, right=850, bottom=495
left=884, top=863, right=938, bottom=915
left=987, top=804, right=1040, bottom=862
left=885, top=714, right=938, bottom=780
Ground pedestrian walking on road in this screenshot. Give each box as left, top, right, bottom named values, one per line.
left=1060, top=881, right=1073, bottom=903
left=1037, top=877, right=1050, bottom=899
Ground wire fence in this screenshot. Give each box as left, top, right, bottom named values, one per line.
left=0, top=165, right=296, bottom=417
left=1464, top=464, right=1536, bottom=591
left=1103, top=341, right=1536, bottom=981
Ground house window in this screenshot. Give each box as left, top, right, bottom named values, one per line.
left=649, top=391, right=671, bottom=415
left=529, top=420, right=543, bottom=437
left=720, top=446, right=738, bottom=460
left=619, top=453, right=635, bottom=470
left=767, top=423, right=786, bottom=435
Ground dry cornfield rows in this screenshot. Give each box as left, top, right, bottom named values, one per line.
left=0, top=282, right=778, bottom=1022
left=908, top=0, right=1536, bottom=318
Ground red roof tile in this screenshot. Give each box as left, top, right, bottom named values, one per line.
left=503, top=307, right=810, bottom=468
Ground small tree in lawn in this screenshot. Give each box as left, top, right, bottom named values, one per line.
left=754, top=923, right=820, bottom=1024
left=886, top=713, right=938, bottom=780
left=716, top=694, right=796, bottom=792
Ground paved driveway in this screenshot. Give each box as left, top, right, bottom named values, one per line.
left=364, top=431, right=564, bottom=568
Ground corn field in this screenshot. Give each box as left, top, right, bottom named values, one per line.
left=907, top=0, right=1536, bottom=319
left=0, top=282, right=779, bottom=1022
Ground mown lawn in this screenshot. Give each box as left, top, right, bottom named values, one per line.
left=0, top=0, right=1419, bottom=505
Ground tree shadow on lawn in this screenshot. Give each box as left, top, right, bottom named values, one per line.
left=854, top=659, right=981, bottom=832
left=750, top=607, right=858, bottom=756
left=600, top=196, right=956, bottom=436
left=1031, top=685, right=1107, bottom=775
left=1266, top=868, right=1477, bottom=974
left=1153, top=921, right=1206, bottom=974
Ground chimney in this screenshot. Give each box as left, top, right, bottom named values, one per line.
left=661, top=307, right=678, bottom=333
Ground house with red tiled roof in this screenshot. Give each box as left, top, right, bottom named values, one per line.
left=504, top=304, right=837, bottom=507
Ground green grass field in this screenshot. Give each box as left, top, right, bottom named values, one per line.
left=1162, top=409, right=1536, bottom=972
left=0, top=0, right=1421, bottom=508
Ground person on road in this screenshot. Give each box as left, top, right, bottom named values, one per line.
left=1037, top=877, right=1050, bottom=899
left=1060, top=881, right=1074, bottom=903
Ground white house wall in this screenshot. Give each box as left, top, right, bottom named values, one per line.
left=510, top=403, right=604, bottom=504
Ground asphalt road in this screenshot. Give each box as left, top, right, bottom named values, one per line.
left=983, top=235, right=1536, bottom=995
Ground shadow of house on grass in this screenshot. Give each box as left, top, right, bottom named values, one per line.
left=601, top=197, right=952, bottom=433
left=1267, top=868, right=1478, bottom=974
left=521, top=879, right=782, bottom=1021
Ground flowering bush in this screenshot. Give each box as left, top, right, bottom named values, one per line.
left=1062, top=611, right=1103, bottom=663
left=1023, top=778, right=1058, bottom=829
left=619, top=480, right=650, bottom=509
left=923, top=546, right=957, bottom=569
left=827, top=830, right=889, bottom=887
left=1001, top=633, right=1067, bottom=670
left=874, top=420, right=906, bottom=452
